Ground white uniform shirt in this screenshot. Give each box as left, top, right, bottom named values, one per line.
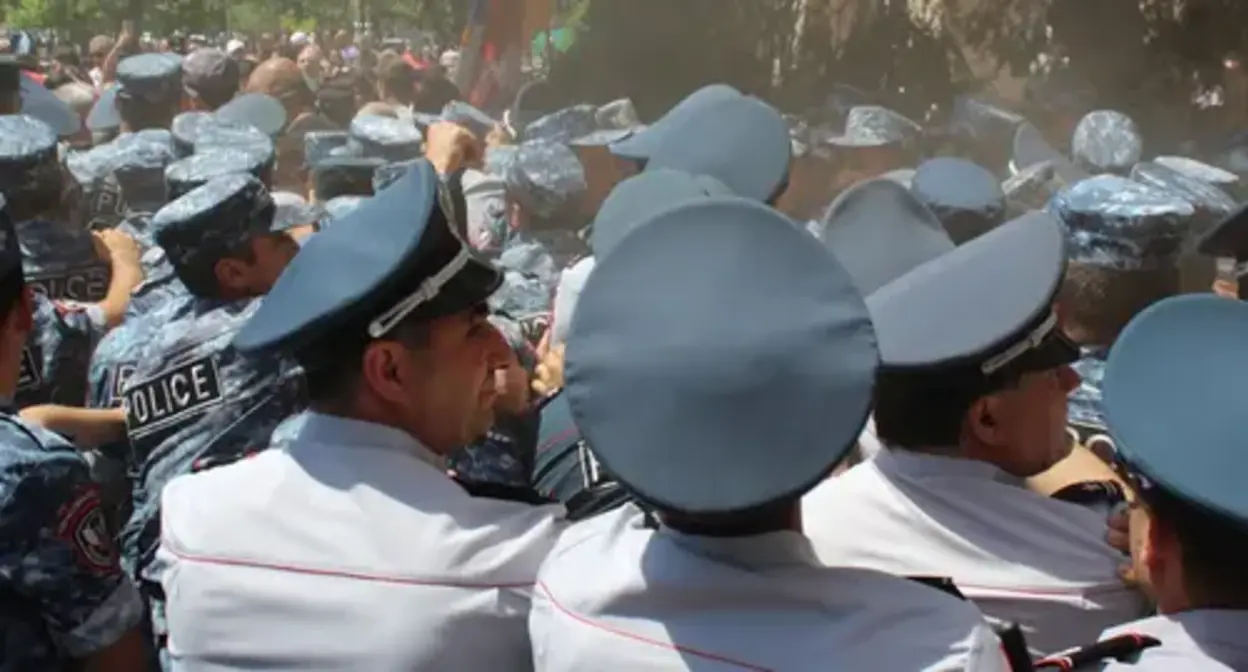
left=530, top=504, right=1009, bottom=671
left=803, top=449, right=1151, bottom=656
left=1098, top=610, right=1248, bottom=670
left=157, top=412, right=566, bottom=671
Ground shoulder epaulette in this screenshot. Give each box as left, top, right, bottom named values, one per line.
left=1035, top=633, right=1161, bottom=670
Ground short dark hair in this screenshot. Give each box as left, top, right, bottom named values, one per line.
left=377, top=59, right=415, bottom=100
left=1059, top=263, right=1178, bottom=345
left=1142, top=486, right=1248, bottom=608
left=874, top=367, right=1024, bottom=447
left=171, top=238, right=257, bottom=299
left=302, top=316, right=430, bottom=408
left=116, top=94, right=179, bottom=132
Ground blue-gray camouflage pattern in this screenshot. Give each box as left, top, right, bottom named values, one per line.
left=88, top=290, right=193, bottom=410
left=1002, top=160, right=1064, bottom=215
left=165, top=148, right=273, bottom=200
left=594, top=99, right=643, bottom=132
left=372, top=159, right=420, bottom=193
left=1152, top=155, right=1239, bottom=190
left=1068, top=346, right=1109, bottom=443
left=1071, top=111, right=1142, bottom=175
left=1048, top=175, right=1195, bottom=269
left=523, top=104, right=597, bottom=144
left=319, top=196, right=367, bottom=229
left=827, top=105, right=921, bottom=148
left=484, top=145, right=520, bottom=177
left=0, top=115, right=59, bottom=193
left=123, top=246, right=186, bottom=319
left=17, top=293, right=107, bottom=409
left=118, top=295, right=306, bottom=648
left=349, top=114, right=423, bottom=162
left=272, top=191, right=324, bottom=231
left=192, top=119, right=273, bottom=158
left=505, top=141, right=587, bottom=224
left=441, top=101, right=497, bottom=139
left=67, top=132, right=176, bottom=232
left=1129, top=161, right=1236, bottom=224
left=17, top=217, right=111, bottom=303
left=0, top=411, right=143, bottom=671
left=462, top=170, right=509, bottom=256
left=152, top=174, right=276, bottom=272
left=170, top=111, right=214, bottom=158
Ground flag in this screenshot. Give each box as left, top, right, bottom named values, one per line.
left=457, top=0, right=545, bottom=110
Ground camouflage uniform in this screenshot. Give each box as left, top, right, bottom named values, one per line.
left=0, top=413, right=145, bottom=670
left=117, top=174, right=306, bottom=653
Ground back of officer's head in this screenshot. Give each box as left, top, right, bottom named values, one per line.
left=151, top=173, right=294, bottom=300
left=1050, top=175, right=1191, bottom=346
left=0, top=56, right=21, bottom=115
left=115, top=54, right=184, bottom=132
left=1137, top=485, right=1248, bottom=610
left=0, top=115, right=66, bottom=221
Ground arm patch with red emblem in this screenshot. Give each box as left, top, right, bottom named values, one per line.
left=55, top=485, right=119, bottom=576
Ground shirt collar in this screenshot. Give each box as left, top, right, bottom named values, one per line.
left=876, top=446, right=1025, bottom=487
left=659, top=526, right=821, bottom=571
left=294, top=411, right=447, bottom=471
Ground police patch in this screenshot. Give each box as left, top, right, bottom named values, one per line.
left=108, top=364, right=136, bottom=407
left=87, top=182, right=126, bottom=228
left=56, top=485, right=118, bottom=574
left=17, top=348, right=40, bottom=391
left=27, top=267, right=110, bottom=302
left=518, top=312, right=551, bottom=345
left=124, top=355, right=224, bottom=440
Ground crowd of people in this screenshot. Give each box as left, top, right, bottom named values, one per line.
left=0, top=21, right=1243, bottom=672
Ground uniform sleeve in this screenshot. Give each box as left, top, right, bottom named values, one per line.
left=5, top=446, right=143, bottom=658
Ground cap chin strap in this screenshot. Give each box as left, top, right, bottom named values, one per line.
left=980, top=310, right=1058, bottom=376
left=367, top=246, right=472, bottom=338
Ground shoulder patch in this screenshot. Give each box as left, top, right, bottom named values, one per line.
left=109, top=364, right=136, bottom=407
left=87, top=181, right=126, bottom=228
left=17, top=348, right=41, bottom=391
left=28, top=267, right=110, bottom=302
left=518, top=312, right=551, bottom=344
left=123, top=354, right=224, bottom=440
left=56, top=485, right=119, bottom=575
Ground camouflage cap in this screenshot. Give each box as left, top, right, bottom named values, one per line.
left=318, top=195, right=367, bottom=229
left=87, top=53, right=183, bottom=131
left=826, top=105, right=922, bottom=148
left=488, top=267, right=555, bottom=325
left=272, top=191, right=325, bottom=231
left=441, top=100, right=497, bottom=138
left=372, top=159, right=420, bottom=193
left=0, top=114, right=59, bottom=196
left=312, top=157, right=384, bottom=201
left=488, top=312, right=538, bottom=372
left=165, top=148, right=274, bottom=200
left=349, top=114, right=423, bottom=162
left=1002, top=160, right=1064, bottom=215
left=193, top=117, right=275, bottom=160
left=151, top=173, right=277, bottom=270
left=303, top=130, right=353, bottom=169
left=1071, top=110, right=1142, bottom=175
left=484, top=145, right=520, bottom=177
left=170, top=111, right=216, bottom=158
left=1129, top=161, right=1236, bottom=225
left=523, top=104, right=596, bottom=144
left=1049, top=175, right=1195, bottom=269
left=110, top=133, right=176, bottom=213
left=1153, top=155, right=1239, bottom=191
left=504, top=141, right=587, bottom=223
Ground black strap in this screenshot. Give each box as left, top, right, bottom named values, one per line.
left=995, top=623, right=1035, bottom=672
left=905, top=576, right=967, bottom=601
left=1035, top=633, right=1162, bottom=670
left=1051, top=480, right=1126, bottom=507
left=565, top=482, right=634, bottom=522
left=453, top=477, right=558, bottom=506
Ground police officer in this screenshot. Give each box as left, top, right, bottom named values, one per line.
left=532, top=169, right=731, bottom=514
left=350, top=113, right=425, bottom=163
left=803, top=203, right=1151, bottom=654
left=0, top=116, right=143, bottom=409
left=1050, top=175, right=1195, bottom=458
left=86, top=52, right=182, bottom=141
left=1071, top=110, right=1143, bottom=177
left=501, top=140, right=590, bottom=271
left=157, top=160, right=564, bottom=668
left=181, top=47, right=240, bottom=112
left=822, top=104, right=924, bottom=193
left=532, top=194, right=1007, bottom=670
left=117, top=174, right=305, bottom=659
left=0, top=189, right=147, bottom=669
left=1033, top=295, right=1248, bottom=669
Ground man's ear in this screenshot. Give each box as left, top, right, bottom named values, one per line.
left=966, top=394, right=1004, bottom=446
left=214, top=257, right=249, bottom=293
